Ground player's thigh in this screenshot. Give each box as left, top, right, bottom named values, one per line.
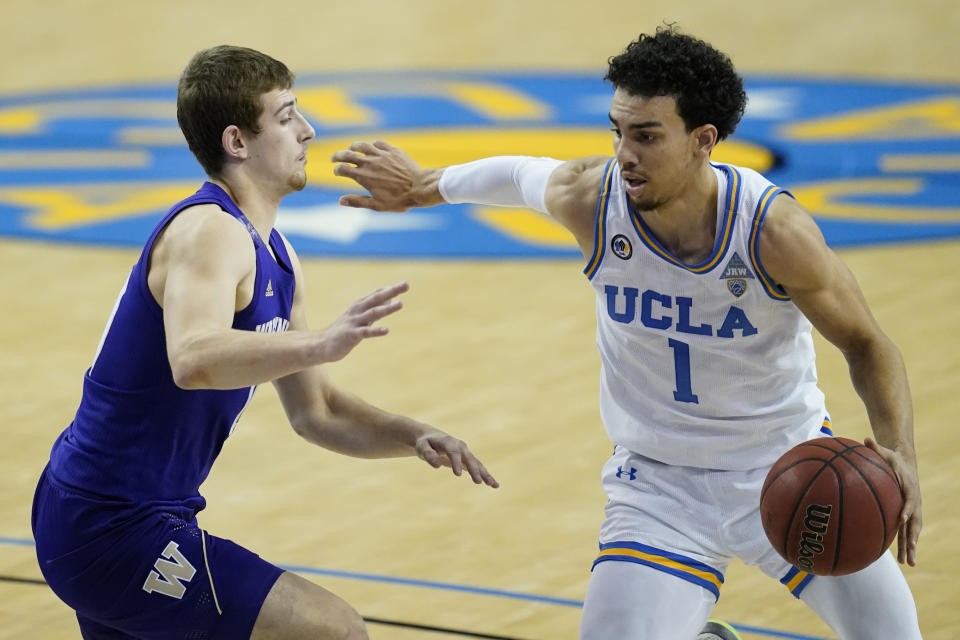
left=799, top=552, right=921, bottom=640
left=581, top=560, right=715, bottom=640
left=250, top=571, right=368, bottom=640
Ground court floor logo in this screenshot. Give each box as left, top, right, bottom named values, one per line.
left=1, top=72, right=958, bottom=257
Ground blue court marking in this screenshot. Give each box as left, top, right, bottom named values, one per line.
left=279, top=563, right=582, bottom=607
left=733, top=627, right=831, bottom=640
left=0, top=536, right=36, bottom=547
left=1, top=535, right=832, bottom=639
left=1, top=73, right=958, bottom=257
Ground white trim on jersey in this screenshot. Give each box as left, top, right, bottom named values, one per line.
left=90, top=271, right=131, bottom=373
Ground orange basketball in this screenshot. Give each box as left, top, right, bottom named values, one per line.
left=760, top=437, right=902, bottom=576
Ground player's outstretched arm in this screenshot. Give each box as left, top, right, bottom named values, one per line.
left=275, top=364, right=499, bottom=488
left=331, top=140, right=608, bottom=254
left=158, top=206, right=406, bottom=390
left=759, top=195, right=922, bottom=566
left=271, top=235, right=498, bottom=488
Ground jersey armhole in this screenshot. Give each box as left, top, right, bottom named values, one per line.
left=748, top=186, right=793, bottom=301
left=583, top=158, right=617, bottom=280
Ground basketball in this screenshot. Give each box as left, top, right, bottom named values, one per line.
left=760, top=437, right=903, bottom=576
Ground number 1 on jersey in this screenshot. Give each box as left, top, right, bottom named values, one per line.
left=667, top=338, right=699, bottom=404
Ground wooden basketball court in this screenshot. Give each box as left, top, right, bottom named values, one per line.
left=1, top=1, right=957, bottom=638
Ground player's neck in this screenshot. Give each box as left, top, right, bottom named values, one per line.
left=636, top=164, right=718, bottom=263
left=209, top=174, right=280, bottom=241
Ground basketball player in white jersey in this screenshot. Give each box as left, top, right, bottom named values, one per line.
left=331, top=25, right=923, bottom=640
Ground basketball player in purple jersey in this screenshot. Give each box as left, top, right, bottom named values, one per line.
left=332, top=26, right=923, bottom=640
left=32, top=45, right=498, bottom=640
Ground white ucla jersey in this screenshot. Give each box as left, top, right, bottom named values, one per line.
left=583, top=159, right=827, bottom=470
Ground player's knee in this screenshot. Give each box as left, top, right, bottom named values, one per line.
left=339, top=607, right=368, bottom=640
left=316, top=599, right=367, bottom=640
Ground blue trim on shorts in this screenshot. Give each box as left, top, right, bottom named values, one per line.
left=780, top=566, right=815, bottom=599
left=593, top=540, right=725, bottom=601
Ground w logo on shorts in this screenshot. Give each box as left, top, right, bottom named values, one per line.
left=142, top=541, right=197, bottom=599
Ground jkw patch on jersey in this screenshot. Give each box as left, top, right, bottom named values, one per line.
left=719, top=252, right=754, bottom=297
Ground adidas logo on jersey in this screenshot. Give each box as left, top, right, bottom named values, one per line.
left=719, top=252, right=754, bottom=298
left=265, top=280, right=274, bottom=297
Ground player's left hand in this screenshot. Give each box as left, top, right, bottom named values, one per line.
left=414, top=431, right=500, bottom=488
left=865, top=437, right=922, bottom=566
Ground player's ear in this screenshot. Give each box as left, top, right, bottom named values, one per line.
left=222, top=125, right=248, bottom=160
left=692, top=124, right=718, bottom=158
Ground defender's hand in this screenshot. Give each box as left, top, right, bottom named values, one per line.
left=415, top=430, right=500, bottom=488
left=318, top=281, right=409, bottom=362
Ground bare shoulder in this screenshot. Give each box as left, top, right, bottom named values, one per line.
left=545, top=155, right=611, bottom=244
left=147, top=203, right=256, bottom=305
left=152, top=203, right=255, bottom=279
left=759, top=193, right=835, bottom=294
left=162, top=204, right=251, bottom=251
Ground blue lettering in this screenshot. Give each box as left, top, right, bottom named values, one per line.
left=717, top=306, right=758, bottom=338
left=676, top=297, right=713, bottom=336
left=640, top=290, right=672, bottom=329
left=604, top=285, right=639, bottom=324
left=602, top=285, right=756, bottom=341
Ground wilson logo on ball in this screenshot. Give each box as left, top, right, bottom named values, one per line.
left=797, top=503, right=832, bottom=571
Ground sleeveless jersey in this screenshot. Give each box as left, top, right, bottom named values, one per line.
left=583, top=160, right=826, bottom=470
left=47, top=182, right=296, bottom=506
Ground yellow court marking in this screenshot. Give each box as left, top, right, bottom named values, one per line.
left=0, top=182, right=196, bottom=229
left=791, top=177, right=960, bottom=222
left=471, top=207, right=577, bottom=248
left=0, top=100, right=174, bottom=135
left=297, top=87, right=378, bottom=127
left=443, top=82, right=550, bottom=119
left=782, top=96, right=960, bottom=140
left=0, top=108, right=41, bottom=133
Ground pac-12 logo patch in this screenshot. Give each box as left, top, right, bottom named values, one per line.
left=726, top=279, right=748, bottom=297
left=611, top=234, right=633, bottom=260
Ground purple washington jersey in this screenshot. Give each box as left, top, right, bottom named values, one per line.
left=46, top=182, right=296, bottom=507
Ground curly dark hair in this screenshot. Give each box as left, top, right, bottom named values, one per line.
left=177, top=45, right=295, bottom=176
left=605, top=26, right=746, bottom=141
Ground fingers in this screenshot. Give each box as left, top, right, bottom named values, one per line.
left=866, top=437, right=922, bottom=566
left=417, top=435, right=500, bottom=488
left=464, top=453, right=500, bottom=488
left=903, top=512, right=921, bottom=566
left=356, top=297, right=403, bottom=326
left=337, top=194, right=382, bottom=210
left=358, top=325, right=389, bottom=338
left=330, top=141, right=393, bottom=163
left=330, top=149, right=367, bottom=165
left=353, top=281, right=410, bottom=312
left=348, top=140, right=380, bottom=155
left=332, top=162, right=360, bottom=179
